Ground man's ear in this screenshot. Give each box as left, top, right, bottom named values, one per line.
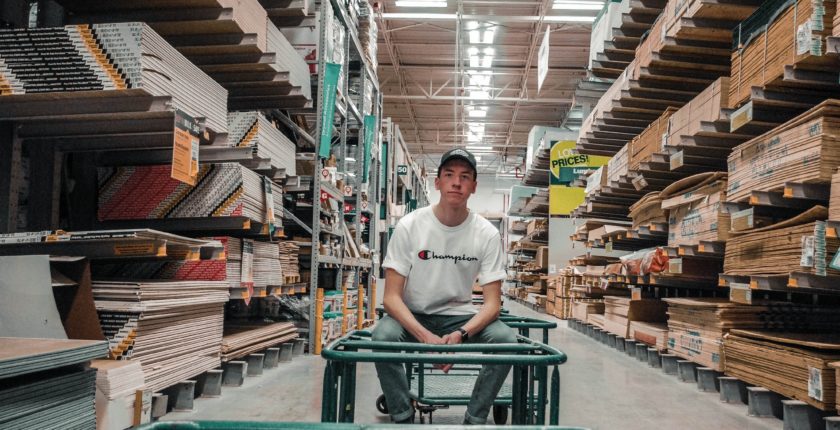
left=434, top=176, right=441, bottom=191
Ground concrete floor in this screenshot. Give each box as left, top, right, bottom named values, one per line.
left=163, top=300, right=781, bottom=429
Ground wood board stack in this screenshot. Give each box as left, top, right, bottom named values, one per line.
left=279, top=241, right=302, bottom=283
left=725, top=330, right=840, bottom=411
left=729, top=0, right=836, bottom=108
left=606, top=141, right=629, bottom=184
left=221, top=322, right=297, bottom=361
left=629, top=192, right=665, bottom=230
left=602, top=297, right=668, bottom=338
left=587, top=313, right=606, bottom=329
left=661, top=0, right=761, bottom=42
left=228, top=112, right=298, bottom=175
left=0, top=23, right=228, bottom=134
left=93, top=280, right=229, bottom=392
left=629, top=321, right=669, bottom=351
left=226, top=238, right=282, bottom=297
left=572, top=300, right=605, bottom=322
left=665, top=77, right=732, bottom=148
left=97, top=163, right=284, bottom=227
left=0, top=338, right=108, bottom=429
left=727, top=100, right=840, bottom=203
left=660, top=172, right=731, bottom=247
left=832, top=169, right=840, bottom=220
left=723, top=207, right=840, bottom=276
left=664, top=297, right=840, bottom=371
left=90, top=359, right=146, bottom=430
left=629, top=107, right=679, bottom=171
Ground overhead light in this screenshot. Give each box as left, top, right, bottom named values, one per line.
left=467, top=46, right=479, bottom=56
left=468, top=109, right=487, bottom=118
left=395, top=0, right=448, bottom=7
left=553, top=0, right=604, bottom=10
left=481, top=56, right=493, bottom=68
left=483, top=28, right=496, bottom=44
left=469, top=56, right=480, bottom=68
left=469, top=90, right=490, bottom=100
left=467, top=145, right=493, bottom=150
left=346, top=157, right=356, bottom=162
left=544, top=15, right=597, bottom=22
left=483, top=47, right=495, bottom=56
left=469, top=30, right=481, bottom=44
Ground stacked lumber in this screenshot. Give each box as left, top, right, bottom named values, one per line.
left=587, top=313, right=606, bottom=329
left=665, top=77, right=732, bottom=148
left=831, top=362, right=840, bottom=411
left=729, top=0, right=836, bottom=108
left=226, top=238, right=282, bottom=294
left=572, top=300, right=605, bottom=322
left=0, top=338, right=107, bottom=429
left=629, top=321, right=669, bottom=351
left=603, top=297, right=668, bottom=338
left=629, top=107, right=679, bottom=171
left=279, top=241, right=302, bottom=283
left=0, top=23, right=228, bottom=134
left=661, top=0, right=760, bottom=42
left=584, top=165, right=609, bottom=195
left=90, top=360, right=146, bottom=430
left=221, top=322, right=298, bottom=361
left=832, top=170, right=840, bottom=220
left=629, top=192, right=665, bottom=230
left=725, top=330, right=840, bottom=411
left=228, top=112, right=297, bottom=174
left=587, top=0, right=631, bottom=70
left=664, top=297, right=840, bottom=371
left=727, top=100, right=840, bottom=202
left=93, top=280, right=229, bottom=392
left=724, top=207, right=840, bottom=276
left=97, top=163, right=284, bottom=226
left=660, top=172, right=730, bottom=247
left=606, top=142, right=629, bottom=184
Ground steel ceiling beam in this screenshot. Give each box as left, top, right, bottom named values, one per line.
left=384, top=94, right=572, bottom=103
left=379, top=13, right=597, bottom=22
left=378, top=7, right=422, bottom=143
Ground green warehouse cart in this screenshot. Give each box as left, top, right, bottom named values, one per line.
left=138, top=422, right=588, bottom=430
left=320, top=331, right=567, bottom=425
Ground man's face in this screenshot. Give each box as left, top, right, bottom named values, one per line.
left=435, top=159, right=477, bottom=206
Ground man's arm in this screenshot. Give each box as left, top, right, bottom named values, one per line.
left=382, top=268, right=444, bottom=344
left=443, top=280, right=503, bottom=344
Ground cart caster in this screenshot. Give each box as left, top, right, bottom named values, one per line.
left=493, top=405, right=508, bottom=424
left=376, top=394, right=389, bottom=414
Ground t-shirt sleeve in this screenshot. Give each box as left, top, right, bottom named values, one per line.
left=477, top=230, right=507, bottom=286
left=381, top=222, right=412, bottom=277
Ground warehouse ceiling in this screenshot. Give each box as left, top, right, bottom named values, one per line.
left=375, top=0, right=599, bottom=176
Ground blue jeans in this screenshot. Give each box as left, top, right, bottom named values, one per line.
left=371, top=314, right=517, bottom=424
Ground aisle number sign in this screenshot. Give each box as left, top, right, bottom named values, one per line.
left=397, top=165, right=408, bottom=176
left=549, top=140, right=610, bottom=215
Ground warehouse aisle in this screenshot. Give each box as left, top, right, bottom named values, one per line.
left=163, top=300, right=779, bottom=429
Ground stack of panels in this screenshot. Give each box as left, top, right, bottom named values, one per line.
left=587, top=0, right=631, bottom=70
left=93, top=280, right=229, bottom=392
left=629, top=192, right=665, bottom=230
left=228, top=111, right=297, bottom=175
left=662, top=0, right=760, bottom=42
left=266, top=20, right=311, bottom=102
left=727, top=100, right=840, bottom=203
left=606, top=143, right=629, bottom=184
left=725, top=330, right=840, bottom=411
left=729, top=0, right=836, bottom=108
left=221, top=322, right=297, bottom=361
left=0, top=23, right=228, bottom=135
left=227, top=238, right=282, bottom=290
left=97, top=163, right=284, bottom=226
left=665, top=298, right=840, bottom=371
left=603, top=297, right=668, bottom=338
left=572, top=300, right=605, bottom=322
left=629, top=107, right=679, bottom=171
left=831, top=170, right=840, bottom=220
left=724, top=211, right=840, bottom=276
left=0, top=337, right=107, bottom=429
left=629, top=321, right=669, bottom=351
left=660, top=173, right=731, bottom=247
left=90, top=359, right=145, bottom=430
left=279, top=241, right=301, bottom=281
left=665, top=77, right=731, bottom=148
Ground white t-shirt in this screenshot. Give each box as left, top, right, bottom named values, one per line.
left=382, top=206, right=507, bottom=315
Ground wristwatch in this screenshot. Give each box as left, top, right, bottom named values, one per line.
left=456, top=327, right=469, bottom=342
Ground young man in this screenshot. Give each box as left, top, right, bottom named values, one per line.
left=372, top=148, right=516, bottom=425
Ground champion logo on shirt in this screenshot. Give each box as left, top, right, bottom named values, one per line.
left=418, top=250, right=479, bottom=264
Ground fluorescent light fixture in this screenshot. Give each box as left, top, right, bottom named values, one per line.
left=481, top=55, right=493, bottom=68
left=483, top=47, right=495, bottom=56
left=469, top=74, right=491, bottom=87
left=470, top=56, right=480, bottom=68
left=395, top=0, right=447, bottom=7
left=468, top=109, right=487, bottom=118
left=346, top=157, right=356, bottom=162
left=467, top=46, right=479, bottom=56
left=483, top=28, right=496, bottom=44
left=469, top=89, right=490, bottom=100
left=469, top=30, right=481, bottom=44
left=553, top=0, right=603, bottom=10
left=466, top=21, right=479, bottom=30
left=544, top=15, right=597, bottom=22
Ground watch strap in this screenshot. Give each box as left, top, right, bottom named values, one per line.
left=457, top=327, right=469, bottom=341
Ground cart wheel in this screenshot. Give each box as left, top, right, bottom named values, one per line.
left=492, top=405, right=508, bottom=424
left=376, top=394, right=389, bottom=414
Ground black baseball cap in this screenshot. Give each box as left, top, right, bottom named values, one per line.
left=439, top=148, right=478, bottom=177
